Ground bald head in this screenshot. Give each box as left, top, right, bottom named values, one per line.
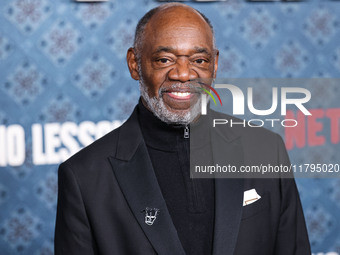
left=133, top=3, right=215, bottom=56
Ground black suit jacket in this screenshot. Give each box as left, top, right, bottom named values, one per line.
left=55, top=106, right=311, bottom=255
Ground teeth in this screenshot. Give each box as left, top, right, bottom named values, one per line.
left=171, top=92, right=191, bottom=97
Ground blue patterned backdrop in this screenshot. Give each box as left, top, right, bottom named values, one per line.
left=0, top=0, right=340, bottom=254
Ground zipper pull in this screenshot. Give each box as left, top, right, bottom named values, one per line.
left=184, top=125, right=189, bottom=138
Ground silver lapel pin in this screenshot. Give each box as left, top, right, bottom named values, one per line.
left=142, top=207, right=160, bottom=226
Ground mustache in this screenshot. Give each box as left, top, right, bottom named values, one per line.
left=159, top=82, right=206, bottom=94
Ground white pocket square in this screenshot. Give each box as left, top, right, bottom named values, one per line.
left=243, top=188, right=261, bottom=206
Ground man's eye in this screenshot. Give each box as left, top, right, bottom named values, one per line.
left=157, top=58, right=170, bottom=64
left=195, top=59, right=207, bottom=64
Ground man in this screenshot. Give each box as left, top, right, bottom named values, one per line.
left=55, top=3, right=311, bottom=255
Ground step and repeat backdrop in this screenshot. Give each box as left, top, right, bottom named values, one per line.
left=0, top=0, right=340, bottom=254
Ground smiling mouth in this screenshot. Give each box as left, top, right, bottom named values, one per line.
left=161, top=84, right=202, bottom=101
left=168, top=91, right=192, bottom=99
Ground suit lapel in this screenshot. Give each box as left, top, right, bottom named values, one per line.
left=210, top=115, right=245, bottom=255
left=109, top=108, right=185, bottom=255
left=109, top=107, right=245, bottom=255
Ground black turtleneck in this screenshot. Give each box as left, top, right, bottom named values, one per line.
left=137, top=100, right=215, bottom=255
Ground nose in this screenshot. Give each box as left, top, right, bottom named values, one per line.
left=168, top=58, right=198, bottom=82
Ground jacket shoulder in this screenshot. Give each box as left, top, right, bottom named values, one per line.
left=209, top=109, right=288, bottom=167
left=61, top=124, right=121, bottom=169
left=60, top=106, right=141, bottom=176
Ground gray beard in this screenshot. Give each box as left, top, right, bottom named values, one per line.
left=139, top=81, right=202, bottom=125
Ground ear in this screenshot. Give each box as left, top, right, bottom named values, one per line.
left=126, top=47, right=140, bottom=81
left=213, top=49, right=219, bottom=79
